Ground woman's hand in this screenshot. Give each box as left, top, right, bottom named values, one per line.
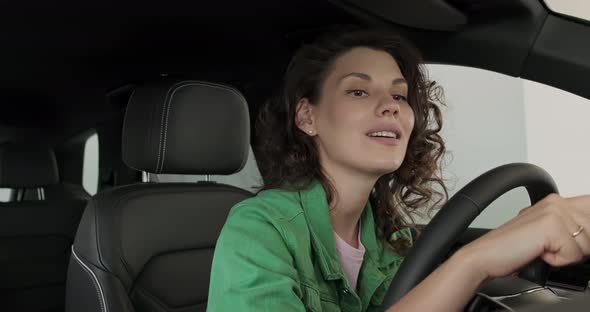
left=461, top=194, right=590, bottom=280
left=387, top=194, right=590, bottom=312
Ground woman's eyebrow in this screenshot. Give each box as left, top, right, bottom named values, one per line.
left=339, top=72, right=407, bottom=86
left=392, top=78, right=407, bottom=86
left=340, top=72, right=372, bottom=82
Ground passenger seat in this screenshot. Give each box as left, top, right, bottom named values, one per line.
left=65, top=80, right=253, bottom=312
left=0, top=143, right=87, bottom=312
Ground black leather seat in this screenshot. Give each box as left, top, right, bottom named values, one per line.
left=65, top=80, right=253, bottom=312
left=44, top=183, right=91, bottom=201
left=0, top=143, right=87, bottom=312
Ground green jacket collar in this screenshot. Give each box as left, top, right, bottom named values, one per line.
left=297, top=180, right=403, bottom=282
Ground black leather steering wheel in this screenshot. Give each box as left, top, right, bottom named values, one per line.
left=382, top=163, right=559, bottom=308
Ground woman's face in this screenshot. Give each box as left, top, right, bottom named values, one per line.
left=297, top=47, right=415, bottom=178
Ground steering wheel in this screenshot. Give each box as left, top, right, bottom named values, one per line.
left=382, top=163, right=559, bottom=310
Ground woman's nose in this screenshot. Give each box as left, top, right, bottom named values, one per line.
left=377, top=96, right=401, bottom=117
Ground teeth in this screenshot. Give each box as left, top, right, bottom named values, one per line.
left=368, top=131, right=398, bottom=139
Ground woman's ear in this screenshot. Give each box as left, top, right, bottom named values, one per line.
left=295, top=98, right=317, bottom=136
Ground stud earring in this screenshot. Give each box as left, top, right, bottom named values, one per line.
left=308, top=130, right=314, bottom=134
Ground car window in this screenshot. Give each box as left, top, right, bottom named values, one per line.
left=0, top=188, right=10, bottom=202
left=82, top=133, right=99, bottom=195
left=151, top=146, right=262, bottom=193
left=425, top=64, right=590, bottom=228
left=544, top=0, right=590, bottom=22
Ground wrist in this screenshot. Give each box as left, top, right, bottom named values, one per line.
left=449, top=245, right=490, bottom=286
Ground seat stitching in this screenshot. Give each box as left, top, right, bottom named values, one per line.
left=157, top=82, right=185, bottom=173
left=134, top=287, right=170, bottom=311
left=71, top=246, right=108, bottom=312
left=156, top=88, right=172, bottom=174
left=159, top=82, right=191, bottom=173
left=92, top=198, right=109, bottom=273
left=111, top=184, right=252, bottom=285
left=135, top=286, right=206, bottom=310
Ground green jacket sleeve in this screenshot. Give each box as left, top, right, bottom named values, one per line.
left=207, top=204, right=305, bottom=311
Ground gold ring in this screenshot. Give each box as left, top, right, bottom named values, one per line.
left=572, top=225, right=584, bottom=237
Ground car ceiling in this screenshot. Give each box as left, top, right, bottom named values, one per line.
left=0, top=0, right=588, bottom=142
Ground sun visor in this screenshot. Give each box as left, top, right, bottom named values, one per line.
left=338, top=0, right=467, bottom=31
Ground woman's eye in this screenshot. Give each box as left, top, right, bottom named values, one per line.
left=392, top=94, right=408, bottom=102
left=348, top=89, right=368, bottom=97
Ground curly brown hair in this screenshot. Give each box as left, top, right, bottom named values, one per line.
left=254, top=28, right=447, bottom=254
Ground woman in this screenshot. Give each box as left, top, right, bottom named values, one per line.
left=207, top=29, right=590, bottom=311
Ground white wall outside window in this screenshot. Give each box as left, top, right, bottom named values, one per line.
left=544, top=0, right=590, bottom=22
left=0, top=188, right=10, bottom=202
left=524, top=80, right=590, bottom=198
left=82, top=133, right=99, bottom=195
left=425, top=64, right=590, bottom=228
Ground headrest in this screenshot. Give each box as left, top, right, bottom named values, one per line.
left=122, top=80, right=250, bottom=175
left=0, top=143, right=59, bottom=188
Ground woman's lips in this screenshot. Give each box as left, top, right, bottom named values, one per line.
left=367, top=136, right=401, bottom=146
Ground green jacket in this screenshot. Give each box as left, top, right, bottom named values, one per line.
left=208, top=181, right=411, bottom=311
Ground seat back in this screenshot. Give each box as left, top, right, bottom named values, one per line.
left=0, top=143, right=86, bottom=312
left=66, top=80, right=252, bottom=312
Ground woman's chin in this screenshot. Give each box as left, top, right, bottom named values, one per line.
left=363, top=162, right=402, bottom=176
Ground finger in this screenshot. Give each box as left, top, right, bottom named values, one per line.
left=548, top=207, right=590, bottom=254
left=570, top=210, right=590, bottom=255
left=541, top=217, right=585, bottom=267
left=545, top=195, right=590, bottom=256
left=541, top=238, right=584, bottom=267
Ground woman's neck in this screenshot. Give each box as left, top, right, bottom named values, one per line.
left=322, top=163, right=378, bottom=248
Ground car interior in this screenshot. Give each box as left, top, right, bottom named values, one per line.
left=1, top=0, right=589, bottom=311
